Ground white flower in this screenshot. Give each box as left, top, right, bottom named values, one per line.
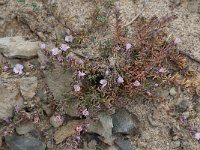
left=78, top=71, right=86, bottom=78
left=126, top=43, right=132, bottom=50
left=100, top=79, right=107, bottom=88
left=13, top=64, right=24, bottom=74
left=51, top=48, right=60, bottom=55
left=74, top=84, right=80, bottom=92
left=158, top=67, right=167, bottom=73
left=133, top=80, right=141, bottom=87
left=65, top=35, right=73, bottom=42
left=174, top=37, right=182, bottom=45
left=195, top=132, right=200, bottom=140
left=60, top=44, right=70, bottom=51
left=117, top=75, right=124, bottom=84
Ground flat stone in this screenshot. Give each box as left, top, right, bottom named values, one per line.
left=170, top=140, right=181, bottom=149
left=0, top=79, right=23, bottom=120
left=112, top=108, right=140, bottom=135
left=38, top=49, right=73, bottom=101
left=0, top=36, right=38, bottom=59
left=19, top=77, right=37, bottom=100
left=114, top=139, right=133, bottom=150
left=5, top=135, right=46, bottom=150
left=16, top=122, right=35, bottom=135
left=54, top=120, right=82, bottom=144
left=87, top=112, right=114, bottom=145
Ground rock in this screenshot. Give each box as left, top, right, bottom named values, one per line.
left=54, top=120, right=82, bottom=144
left=114, top=139, right=133, bottom=150
left=0, top=36, right=38, bottom=59
left=5, top=135, right=46, bottom=150
left=19, top=77, right=37, bottom=100
left=170, top=140, right=181, bottom=149
left=147, top=113, right=162, bottom=127
left=169, top=87, right=177, bottom=96
left=38, top=48, right=74, bottom=101
left=0, top=79, right=23, bottom=120
left=49, top=115, right=64, bottom=128
left=16, top=122, right=34, bottom=135
left=65, top=98, right=81, bottom=117
left=87, top=112, right=114, bottom=145
left=42, top=104, right=53, bottom=116
left=44, top=64, right=73, bottom=101
left=176, top=100, right=188, bottom=113
left=112, top=108, right=139, bottom=135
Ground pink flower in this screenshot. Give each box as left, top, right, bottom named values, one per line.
left=3, top=65, right=9, bottom=72
left=78, top=59, right=84, bottom=65
left=13, top=64, right=24, bottom=74
left=60, top=44, right=70, bottom=51
left=76, top=126, right=83, bottom=133
left=126, top=43, right=132, bottom=50
left=117, top=75, right=124, bottom=84
left=65, top=35, right=73, bottom=42
left=194, top=132, right=200, bottom=140
left=105, top=69, right=109, bottom=76
left=51, top=48, right=60, bottom=55
left=54, top=115, right=62, bottom=122
left=100, top=79, right=107, bottom=88
left=158, top=67, right=166, bottom=73
left=82, top=109, right=89, bottom=116
left=66, top=28, right=71, bottom=35
left=40, top=43, right=46, bottom=49
left=133, top=80, right=141, bottom=87
left=174, top=37, right=182, bottom=45
left=57, top=56, right=64, bottom=62
left=78, top=71, right=86, bottom=78
left=74, top=84, right=80, bottom=92
left=28, top=63, right=34, bottom=69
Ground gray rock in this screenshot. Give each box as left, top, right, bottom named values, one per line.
left=65, top=98, right=81, bottom=117
left=5, top=135, right=46, bottom=150
left=43, top=64, right=73, bottom=101
left=0, top=79, right=23, bottom=120
left=114, top=139, right=133, bottom=150
left=112, top=108, right=139, bottom=135
left=169, top=87, right=177, bottom=96
left=38, top=48, right=73, bottom=101
left=16, top=122, right=34, bottom=135
left=19, top=77, right=37, bottom=100
left=42, top=104, right=53, bottom=116
left=87, top=112, right=114, bottom=145
left=0, top=36, right=38, bottom=59
left=176, top=100, right=188, bottom=113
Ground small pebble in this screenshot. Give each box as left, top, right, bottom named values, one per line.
left=169, top=87, right=177, bottom=96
